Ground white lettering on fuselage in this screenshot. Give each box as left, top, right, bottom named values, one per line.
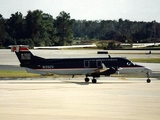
left=42, top=65, right=54, bottom=69
left=89, top=59, right=118, bottom=61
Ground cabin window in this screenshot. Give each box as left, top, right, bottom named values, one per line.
left=84, top=60, right=90, bottom=68
left=21, top=53, right=31, bottom=60
left=96, top=60, right=102, bottom=68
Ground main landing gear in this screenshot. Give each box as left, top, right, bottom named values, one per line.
left=85, top=77, right=97, bottom=83
left=85, top=78, right=90, bottom=83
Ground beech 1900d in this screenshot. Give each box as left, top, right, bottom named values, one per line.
left=11, top=45, right=152, bottom=83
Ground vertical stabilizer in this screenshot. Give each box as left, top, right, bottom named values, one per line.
left=11, top=45, right=33, bottom=67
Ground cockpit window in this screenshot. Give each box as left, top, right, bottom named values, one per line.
left=127, top=61, right=134, bottom=66
left=127, top=62, right=131, bottom=66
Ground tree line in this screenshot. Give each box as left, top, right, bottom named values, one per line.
left=74, top=19, right=160, bottom=43
left=0, top=10, right=160, bottom=48
left=0, top=10, right=74, bottom=48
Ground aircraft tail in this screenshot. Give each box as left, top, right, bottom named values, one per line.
left=11, top=45, right=33, bottom=67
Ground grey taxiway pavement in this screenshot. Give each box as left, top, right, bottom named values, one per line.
left=0, top=49, right=160, bottom=65
left=0, top=49, right=160, bottom=120
left=0, top=78, right=160, bottom=120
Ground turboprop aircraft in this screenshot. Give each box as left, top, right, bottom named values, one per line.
left=11, top=45, right=152, bottom=83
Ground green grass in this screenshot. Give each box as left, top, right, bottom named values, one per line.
left=130, top=58, right=160, bottom=63
left=0, top=70, right=41, bottom=78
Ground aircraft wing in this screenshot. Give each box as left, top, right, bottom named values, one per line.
left=89, top=63, right=109, bottom=73
left=88, top=63, right=120, bottom=76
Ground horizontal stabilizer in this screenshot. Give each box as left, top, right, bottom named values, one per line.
left=10, top=45, right=29, bottom=52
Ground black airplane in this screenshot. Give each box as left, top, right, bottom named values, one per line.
left=11, top=45, right=152, bottom=83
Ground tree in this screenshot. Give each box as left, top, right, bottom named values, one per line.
left=25, top=10, right=44, bottom=46
left=54, top=11, right=74, bottom=46
left=107, top=41, right=116, bottom=49
left=0, top=14, right=6, bottom=46
left=40, top=13, right=56, bottom=46
left=5, top=12, right=25, bottom=45
left=25, top=10, right=55, bottom=46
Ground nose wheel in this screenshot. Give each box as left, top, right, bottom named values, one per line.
left=146, top=78, right=151, bottom=83
left=146, top=72, right=151, bottom=83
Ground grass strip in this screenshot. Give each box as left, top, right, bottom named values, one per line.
left=130, top=58, right=160, bottom=63
left=0, top=70, right=40, bottom=78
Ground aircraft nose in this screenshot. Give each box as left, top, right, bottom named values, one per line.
left=136, top=64, right=152, bottom=74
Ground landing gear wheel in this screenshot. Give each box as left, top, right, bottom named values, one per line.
left=146, top=71, right=151, bottom=83
left=146, top=79, right=151, bottom=83
left=85, top=78, right=90, bottom=83
left=92, top=79, right=97, bottom=83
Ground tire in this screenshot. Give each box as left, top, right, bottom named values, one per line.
left=146, top=79, right=151, bottom=83
left=92, top=79, right=97, bottom=83
left=85, top=78, right=90, bottom=82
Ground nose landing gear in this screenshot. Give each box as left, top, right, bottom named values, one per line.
left=146, top=71, right=151, bottom=83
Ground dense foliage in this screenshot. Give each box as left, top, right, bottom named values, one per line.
left=0, top=10, right=74, bottom=47
left=0, top=10, right=160, bottom=48
left=74, top=19, right=160, bottom=43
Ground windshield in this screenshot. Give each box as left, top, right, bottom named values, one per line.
left=126, top=60, right=135, bottom=66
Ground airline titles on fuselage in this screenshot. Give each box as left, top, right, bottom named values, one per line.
left=89, top=58, right=118, bottom=62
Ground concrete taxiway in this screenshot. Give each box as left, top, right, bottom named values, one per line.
left=0, top=78, right=160, bottom=120
left=0, top=49, right=160, bottom=65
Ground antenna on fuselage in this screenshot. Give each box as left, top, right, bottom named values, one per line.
left=108, top=55, right=111, bottom=58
